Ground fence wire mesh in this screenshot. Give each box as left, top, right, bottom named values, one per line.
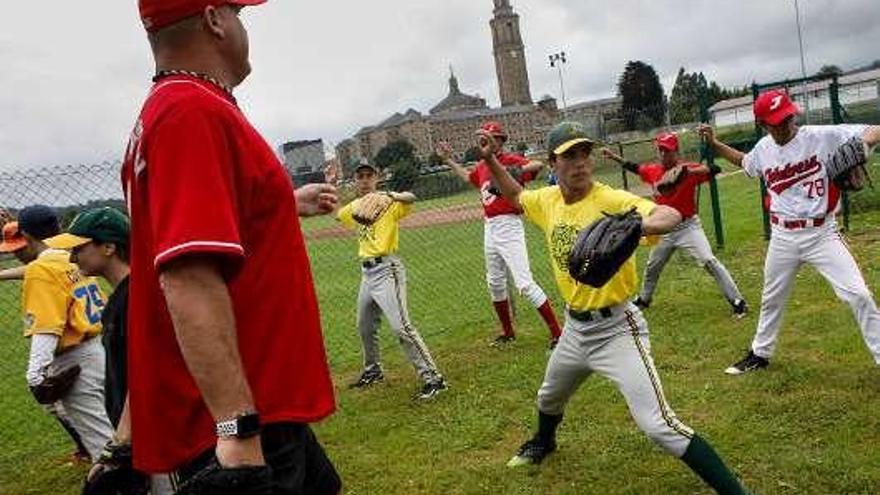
left=1, top=99, right=878, bottom=490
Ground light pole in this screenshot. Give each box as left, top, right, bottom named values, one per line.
left=794, top=0, right=811, bottom=123
left=549, top=51, right=568, bottom=111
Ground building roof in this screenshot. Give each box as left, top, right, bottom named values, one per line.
left=564, top=96, right=621, bottom=113
left=709, top=67, right=880, bottom=113
left=281, top=139, right=322, bottom=153
left=429, top=69, right=488, bottom=115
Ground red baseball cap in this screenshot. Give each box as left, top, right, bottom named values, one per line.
left=139, top=0, right=266, bottom=32
left=655, top=132, right=679, bottom=152
left=479, top=121, right=507, bottom=138
left=754, top=89, right=800, bottom=126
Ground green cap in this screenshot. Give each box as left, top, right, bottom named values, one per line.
left=44, top=207, right=130, bottom=250
left=546, top=121, right=595, bottom=155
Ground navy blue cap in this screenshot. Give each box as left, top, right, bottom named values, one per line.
left=18, top=205, right=60, bottom=241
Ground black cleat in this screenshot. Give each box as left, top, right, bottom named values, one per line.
left=725, top=350, right=769, bottom=375
left=732, top=299, right=748, bottom=320
left=348, top=368, right=384, bottom=389
left=507, top=437, right=557, bottom=467
left=415, top=378, right=448, bottom=400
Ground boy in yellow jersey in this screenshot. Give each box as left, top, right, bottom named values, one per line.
left=482, top=123, right=748, bottom=494
left=0, top=206, right=113, bottom=461
left=337, top=162, right=446, bottom=400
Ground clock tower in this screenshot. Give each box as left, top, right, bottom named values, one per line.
left=491, top=0, right=533, bottom=107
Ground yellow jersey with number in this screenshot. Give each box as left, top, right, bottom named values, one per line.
left=520, top=183, right=655, bottom=311
left=21, top=249, right=105, bottom=351
left=338, top=198, right=412, bottom=259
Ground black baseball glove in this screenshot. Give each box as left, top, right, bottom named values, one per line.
left=568, top=208, right=643, bottom=288
left=30, top=364, right=81, bottom=405
left=827, top=136, right=871, bottom=191
left=175, top=459, right=274, bottom=495
left=81, top=442, right=149, bottom=495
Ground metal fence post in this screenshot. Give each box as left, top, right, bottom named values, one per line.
left=699, top=83, right=725, bottom=249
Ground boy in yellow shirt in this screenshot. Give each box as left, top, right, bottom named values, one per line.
left=337, top=162, right=446, bottom=400
left=482, top=123, right=748, bottom=494
left=0, top=206, right=113, bottom=461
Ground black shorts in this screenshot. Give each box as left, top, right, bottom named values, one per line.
left=173, top=423, right=341, bottom=495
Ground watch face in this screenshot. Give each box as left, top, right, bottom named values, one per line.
left=237, top=413, right=261, bottom=438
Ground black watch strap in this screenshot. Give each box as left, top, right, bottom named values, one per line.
left=216, top=412, right=261, bottom=439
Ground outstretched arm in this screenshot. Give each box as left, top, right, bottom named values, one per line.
left=388, top=191, right=416, bottom=204
left=601, top=147, right=641, bottom=175
left=863, top=126, right=880, bottom=149
left=478, top=133, right=523, bottom=209
left=0, top=266, right=25, bottom=281
left=437, top=142, right=473, bottom=184
left=642, top=205, right=682, bottom=235
left=699, top=124, right=745, bottom=168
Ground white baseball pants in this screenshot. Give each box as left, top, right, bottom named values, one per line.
left=751, top=222, right=880, bottom=363
left=484, top=214, right=548, bottom=307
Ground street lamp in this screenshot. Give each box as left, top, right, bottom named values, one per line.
left=549, top=51, right=568, bottom=111
left=794, top=0, right=811, bottom=123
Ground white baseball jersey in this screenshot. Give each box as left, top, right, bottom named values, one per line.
left=743, top=125, right=868, bottom=219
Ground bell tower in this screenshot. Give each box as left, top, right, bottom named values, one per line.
left=490, top=0, right=533, bottom=106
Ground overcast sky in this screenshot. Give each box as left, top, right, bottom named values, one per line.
left=0, top=0, right=876, bottom=171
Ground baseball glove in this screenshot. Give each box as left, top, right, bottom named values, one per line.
left=655, top=165, right=688, bottom=195
left=568, top=208, right=643, bottom=288
left=175, top=459, right=273, bottom=495
left=81, top=442, right=149, bottom=495
left=30, top=364, right=81, bottom=405
left=827, top=136, right=871, bottom=191
left=353, top=192, right=394, bottom=225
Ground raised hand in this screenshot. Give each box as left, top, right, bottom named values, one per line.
left=295, top=183, right=339, bottom=217
left=476, top=130, right=500, bottom=160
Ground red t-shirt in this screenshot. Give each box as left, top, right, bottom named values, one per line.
left=121, top=75, right=336, bottom=473
left=468, top=152, right=536, bottom=218
left=637, top=162, right=710, bottom=218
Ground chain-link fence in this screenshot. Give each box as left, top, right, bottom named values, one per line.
left=3, top=99, right=879, bottom=490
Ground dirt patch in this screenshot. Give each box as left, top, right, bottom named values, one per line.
left=306, top=204, right=484, bottom=241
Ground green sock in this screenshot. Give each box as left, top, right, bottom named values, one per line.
left=680, top=434, right=749, bottom=495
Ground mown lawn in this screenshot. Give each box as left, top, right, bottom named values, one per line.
left=1, top=158, right=879, bottom=494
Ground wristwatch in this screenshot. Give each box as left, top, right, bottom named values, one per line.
left=215, top=412, right=261, bottom=439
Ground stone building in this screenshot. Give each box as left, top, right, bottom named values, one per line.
left=336, top=0, right=621, bottom=166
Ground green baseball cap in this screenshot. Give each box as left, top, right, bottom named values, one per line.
left=546, top=121, right=595, bottom=155
left=45, top=207, right=130, bottom=250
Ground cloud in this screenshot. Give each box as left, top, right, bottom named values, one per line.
left=0, top=0, right=876, bottom=170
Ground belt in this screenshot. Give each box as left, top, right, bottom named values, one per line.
left=362, top=256, right=385, bottom=269
left=567, top=306, right=615, bottom=323
left=770, top=214, right=826, bottom=230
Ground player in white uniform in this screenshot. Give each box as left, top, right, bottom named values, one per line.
left=700, top=89, right=880, bottom=375
left=438, top=122, right=562, bottom=349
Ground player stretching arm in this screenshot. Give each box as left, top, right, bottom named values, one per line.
left=479, top=130, right=681, bottom=236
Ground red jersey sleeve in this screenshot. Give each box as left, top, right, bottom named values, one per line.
left=145, top=104, right=245, bottom=268
left=686, top=164, right=711, bottom=185
left=468, top=165, right=481, bottom=188
left=637, top=164, right=657, bottom=184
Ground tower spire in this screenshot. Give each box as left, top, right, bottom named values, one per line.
left=490, top=0, right=532, bottom=106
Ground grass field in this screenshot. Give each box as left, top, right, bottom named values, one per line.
left=2, top=158, right=880, bottom=494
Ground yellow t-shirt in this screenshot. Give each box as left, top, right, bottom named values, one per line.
left=520, top=182, right=656, bottom=311
left=21, top=249, right=105, bottom=351
left=338, top=198, right=413, bottom=259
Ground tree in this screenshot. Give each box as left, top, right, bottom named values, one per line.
left=617, top=61, right=666, bottom=131
left=669, top=67, right=752, bottom=124
left=668, top=67, right=701, bottom=125
left=387, top=159, right=419, bottom=192
left=374, top=139, right=419, bottom=170
left=816, top=64, right=843, bottom=77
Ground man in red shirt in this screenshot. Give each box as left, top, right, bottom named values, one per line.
left=437, top=122, right=562, bottom=349
left=123, top=1, right=339, bottom=493
left=602, top=133, right=747, bottom=318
